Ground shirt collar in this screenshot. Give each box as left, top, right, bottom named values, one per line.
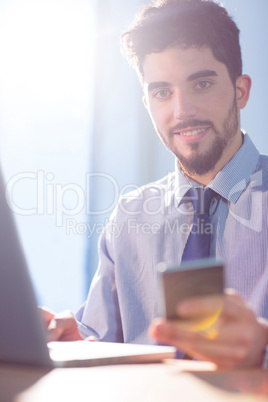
left=174, top=132, right=260, bottom=205
left=174, top=160, right=194, bottom=205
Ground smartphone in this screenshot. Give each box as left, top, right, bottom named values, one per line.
left=158, top=258, right=224, bottom=331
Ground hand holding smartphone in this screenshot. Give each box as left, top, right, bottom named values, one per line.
left=158, top=258, right=224, bottom=333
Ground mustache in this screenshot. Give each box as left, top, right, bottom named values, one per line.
left=170, top=119, right=213, bottom=133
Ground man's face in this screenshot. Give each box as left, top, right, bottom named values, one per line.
left=142, top=46, right=242, bottom=177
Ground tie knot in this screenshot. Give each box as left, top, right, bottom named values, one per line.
left=188, top=187, right=215, bottom=215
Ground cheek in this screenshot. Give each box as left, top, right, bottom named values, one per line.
left=200, top=90, right=233, bottom=120
left=200, top=79, right=235, bottom=108
left=149, top=102, right=173, bottom=128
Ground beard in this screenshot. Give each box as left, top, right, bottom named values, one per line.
left=157, top=97, right=239, bottom=176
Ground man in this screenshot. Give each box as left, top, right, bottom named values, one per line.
left=44, top=0, right=268, bottom=369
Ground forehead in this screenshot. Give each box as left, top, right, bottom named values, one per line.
left=142, top=46, right=230, bottom=88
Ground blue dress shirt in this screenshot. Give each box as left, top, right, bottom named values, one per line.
left=76, top=133, right=268, bottom=350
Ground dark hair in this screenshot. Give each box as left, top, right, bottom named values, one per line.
left=121, top=0, right=242, bottom=84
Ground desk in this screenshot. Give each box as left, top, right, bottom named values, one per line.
left=1, top=360, right=268, bottom=402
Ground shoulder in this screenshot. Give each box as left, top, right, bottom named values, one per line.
left=110, top=172, right=176, bottom=219
left=250, top=153, right=268, bottom=192
left=258, top=153, right=268, bottom=165
left=125, top=172, right=175, bottom=198
left=257, top=154, right=268, bottom=176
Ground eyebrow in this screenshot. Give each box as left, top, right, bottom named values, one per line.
left=147, top=81, right=170, bottom=93
left=187, top=70, right=218, bottom=82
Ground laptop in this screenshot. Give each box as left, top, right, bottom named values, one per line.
left=0, top=169, right=175, bottom=368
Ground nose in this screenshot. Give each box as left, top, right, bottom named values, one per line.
left=173, top=90, right=197, bottom=120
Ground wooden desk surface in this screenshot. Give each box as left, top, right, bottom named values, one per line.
left=1, top=360, right=268, bottom=402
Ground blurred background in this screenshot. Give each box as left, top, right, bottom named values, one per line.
left=0, top=0, right=267, bottom=312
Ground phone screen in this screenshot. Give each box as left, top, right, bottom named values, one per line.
left=158, top=258, right=224, bottom=332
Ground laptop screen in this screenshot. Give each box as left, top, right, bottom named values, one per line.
left=0, top=169, right=52, bottom=367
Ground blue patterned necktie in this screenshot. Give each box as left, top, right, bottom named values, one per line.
left=181, top=187, right=215, bottom=261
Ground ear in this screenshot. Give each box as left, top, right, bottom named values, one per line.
left=235, top=75, right=252, bottom=110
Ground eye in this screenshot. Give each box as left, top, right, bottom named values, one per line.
left=153, top=89, right=172, bottom=99
left=195, top=80, right=212, bottom=90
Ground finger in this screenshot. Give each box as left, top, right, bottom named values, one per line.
left=152, top=314, right=254, bottom=348
left=225, top=288, right=245, bottom=303
left=47, top=318, right=66, bottom=341
left=85, top=336, right=99, bottom=342
left=219, top=294, right=255, bottom=322
left=47, top=310, right=83, bottom=342
left=149, top=319, right=248, bottom=369
left=177, top=292, right=249, bottom=323
left=38, top=306, right=56, bottom=326
left=149, top=318, right=201, bottom=344
left=152, top=313, right=265, bottom=369
left=177, top=294, right=224, bottom=318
